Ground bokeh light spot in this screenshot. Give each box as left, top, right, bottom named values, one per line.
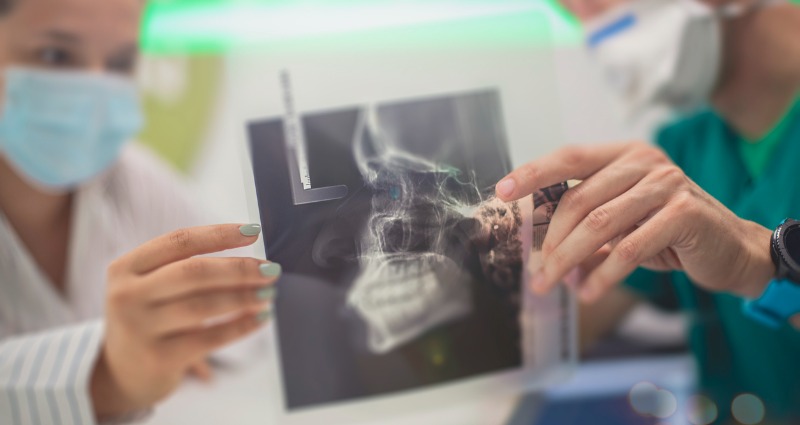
left=732, top=393, right=765, bottom=425
left=653, top=389, right=678, bottom=419
left=687, top=395, right=718, bottom=425
left=629, top=382, right=658, bottom=416
left=629, top=382, right=676, bottom=419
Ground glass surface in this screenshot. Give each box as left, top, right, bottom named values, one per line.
left=238, top=9, right=574, bottom=418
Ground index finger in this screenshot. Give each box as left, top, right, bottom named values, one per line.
left=495, top=143, right=633, bottom=202
left=122, top=224, right=263, bottom=275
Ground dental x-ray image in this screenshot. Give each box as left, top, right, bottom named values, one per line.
left=248, top=89, right=527, bottom=410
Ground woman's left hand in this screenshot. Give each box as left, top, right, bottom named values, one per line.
left=495, top=142, right=775, bottom=303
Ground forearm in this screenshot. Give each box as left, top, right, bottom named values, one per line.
left=90, top=348, right=148, bottom=423
left=0, top=322, right=104, bottom=425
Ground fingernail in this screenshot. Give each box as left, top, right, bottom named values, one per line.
left=239, top=223, right=262, bottom=237
left=257, top=287, right=276, bottom=300
left=530, top=271, right=546, bottom=292
left=496, top=179, right=516, bottom=198
left=257, top=308, right=272, bottom=323
left=259, top=262, right=282, bottom=277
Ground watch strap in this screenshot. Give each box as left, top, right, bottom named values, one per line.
left=743, top=279, right=800, bottom=328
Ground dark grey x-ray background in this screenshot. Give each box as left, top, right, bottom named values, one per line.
left=248, top=90, right=523, bottom=410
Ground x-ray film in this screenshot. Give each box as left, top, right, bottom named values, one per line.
left=237, top=11, right=576, bottom=423
left=246, top=88, right=575, bottom=418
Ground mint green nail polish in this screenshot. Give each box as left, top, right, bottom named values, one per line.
left=257, top=287, right=275, bottom=300
left=257, top=309, right=272, bottom=323
left=239, top=223, right=262, bottom=237
left=259, top=263, right=282, bottom=277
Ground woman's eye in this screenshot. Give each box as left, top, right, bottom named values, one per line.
left=107, top=55, right=136, bottom=75
left=36, top=47, right=73, bottom=67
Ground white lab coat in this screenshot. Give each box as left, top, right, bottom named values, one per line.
left=0, top=144, right=210, bottom=425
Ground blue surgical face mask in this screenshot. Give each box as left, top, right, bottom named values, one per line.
left=0, top=67, right=144, bottom=191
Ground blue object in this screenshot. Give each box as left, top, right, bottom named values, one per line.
left=0, top=67, right=143, bottom=190
left=743, top=279, right=800, bottom=329
left=587, top=14, right=636, bottom=48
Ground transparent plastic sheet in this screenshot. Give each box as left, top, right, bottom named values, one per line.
left=236, top=12, right=576, bottom=424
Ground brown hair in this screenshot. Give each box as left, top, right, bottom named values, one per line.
left=0, top=0, right=13, bottom=16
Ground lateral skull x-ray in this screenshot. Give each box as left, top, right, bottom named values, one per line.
left=249, top=89, right=539, bottom=410
left=348, top=102, right=526, bottom=354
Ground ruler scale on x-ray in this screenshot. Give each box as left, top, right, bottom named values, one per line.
left=279, top=70, right=348, bottom=205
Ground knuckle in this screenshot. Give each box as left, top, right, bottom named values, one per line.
left=657, top=165, right=686, bottom=184
left=559, top=146, right=585, bottom=168
left=584, top=207, right=611, bottom=233
left=547, top=248, right=568, bottom=271
left=234, top=258, right=254, bottom=278
left=541, top=239, right=557, bottom=256
left=169, top=228, right=193, bottom=251
left=108, top=283, right=135, bottom=307
left=181, top=259, right=206, bottom=277
left=517, top=164, right=540, bottom=187
left=670, top=191, right=695, bottom=214
left=559, top=186, right=585, bottom=210
left=213, top=225, right=229, bottom=245
left=615, top=239, right=641, bottom=264
left=185, top=296, right=214, bottom=316
left=633, top=143, right=668, bottom=164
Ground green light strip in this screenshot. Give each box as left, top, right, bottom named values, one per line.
left=141, top=0, right=581, bottom=54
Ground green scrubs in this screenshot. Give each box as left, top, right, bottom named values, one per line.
left=625, top=99, right=800, bottom=424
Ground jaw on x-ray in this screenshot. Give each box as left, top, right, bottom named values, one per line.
left=248, top=88, right=532, bottom=410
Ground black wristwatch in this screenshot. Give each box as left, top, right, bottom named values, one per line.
left=743, top=219, right=800, bottom=328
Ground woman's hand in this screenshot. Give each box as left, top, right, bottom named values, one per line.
left=91, top=224, right=280, bottom=419
left=495, top=142, right=775, bottom=303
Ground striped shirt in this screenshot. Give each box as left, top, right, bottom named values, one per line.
left=0, top=144, right=205, bottom=425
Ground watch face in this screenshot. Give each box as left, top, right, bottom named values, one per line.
left=785, top=225, right=800, bottom=265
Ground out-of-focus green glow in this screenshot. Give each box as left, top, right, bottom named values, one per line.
left=141, top=0, right=581, bottom=54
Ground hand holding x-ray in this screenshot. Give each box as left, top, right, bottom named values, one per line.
left=496, top=142, right=775, bottom=303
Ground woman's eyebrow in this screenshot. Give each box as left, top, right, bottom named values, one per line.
left=41, top=30, right=81, bottom=44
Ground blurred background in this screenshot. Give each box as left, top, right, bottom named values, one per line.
left=137, top=1, right=694, bottom=423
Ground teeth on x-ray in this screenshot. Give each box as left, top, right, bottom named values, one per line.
left=347, top=253, right=472, bottom=354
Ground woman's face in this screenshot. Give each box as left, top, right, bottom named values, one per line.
left=0, top=0, right=142, bottom=95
